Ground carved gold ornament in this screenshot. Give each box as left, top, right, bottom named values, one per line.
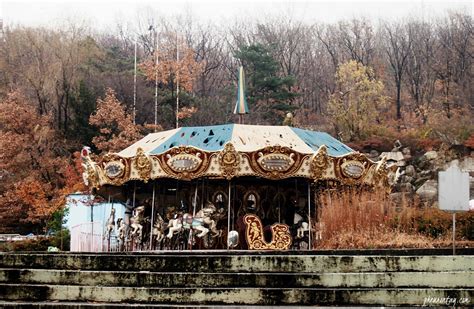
left=161, top=146, right=210, bottom=180
left=310, top=145, right=330, bottom=181
left=133, top=147, right=152, bottom=183
left=244, top=214, right=292, bottom=250
left=341, top=161, right=365, bottom=178
left=104, top=161, right=125, bottom=179
left=334, top=152, right=371, bottom=185
left=249, top=145, right=305, bottom=180
left=219, top=143, right=240, bottom=180
left=100, top=153, right=130, bottom=186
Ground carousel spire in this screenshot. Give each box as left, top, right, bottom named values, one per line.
left=233, top=66, right=249, bottom=124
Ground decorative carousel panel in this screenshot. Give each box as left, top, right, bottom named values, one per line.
left=130, top=147, right=152, bottom=182
left=150, top=155, right=166, bottom=179
left=244, top=214, right=292, bottom=250
left=160, top=146, right=211, bottom=180
left=218, top=143, right=240, bottom=179
left=248, top=145, right=305, bottom=180
left=334, top=152, right=372, bottom=185
left=81, top=147, right=100, bottom=188
left=99, top=153, right=130, bottom=186
left=310, top=145, right=331, bottom=181
left=290, top=155, right=313, bottom=178
left=203, top=154, right=222, bottom=177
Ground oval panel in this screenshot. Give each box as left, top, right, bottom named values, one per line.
left=258, top=154, right=294, bottom=172
left=168, top=154, right=202, bottom=172
left=104, top=161, right=125, bottom=179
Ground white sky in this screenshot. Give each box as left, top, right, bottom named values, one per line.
left=1, top=0, right=472, bottom=32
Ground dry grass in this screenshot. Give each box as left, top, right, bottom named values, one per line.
left=313, top=189, right=474, bottom=249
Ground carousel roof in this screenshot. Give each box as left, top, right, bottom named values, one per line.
left=118, top=124, right=353, bottom=158
left=81, top=123, right=392, bottom=189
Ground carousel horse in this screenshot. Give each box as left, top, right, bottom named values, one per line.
left=166, top=211, right=184, bottom=239
left=194, top=203, right=222, bottom=237
left=294, top=212, right=309, bottom=239
left=151, top=213, right=166, bottom=244
left=104, top=208, right=116, bottom=240
left=116, top=218, right=126, bottom=246
left=166, top=202, right=221, bottom=239
left=130, top=206, right=145, bottom=242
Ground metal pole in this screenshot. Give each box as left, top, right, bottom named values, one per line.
left=227, top=181, right=231, bottom=250
left=308, top=182, right=311, bottom=251
left=150, top=182, right=156, bottom=250
left=453, top=212, right=456, bottom=255
left=189, top=183, right=199, bottom=250
left=175, top=33, right=179, bottom=129
left=154, top=29, right=159, bottom=131
left=133, top=37, right=138, bottom=125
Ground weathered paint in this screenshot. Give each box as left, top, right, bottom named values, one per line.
left=0, top=253, right=473, bottom=306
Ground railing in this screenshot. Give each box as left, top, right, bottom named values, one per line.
left=70, top=221, right=104, bottom=252
left=70, top=221, right=122, bottom=252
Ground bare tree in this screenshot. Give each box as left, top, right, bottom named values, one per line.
left=382, top=21, right=413, bottom=120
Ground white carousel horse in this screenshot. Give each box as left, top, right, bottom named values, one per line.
left=151, top=213, right=166, bottom=244
left=165, top=203, right=221, bottom=239
left=116, top=218, right=126, bottom=244
left=104, top=208, right=116, bottom=240
left=130, top=206, right=145, bottom=241
left=294, top=212, right=309, bottom=239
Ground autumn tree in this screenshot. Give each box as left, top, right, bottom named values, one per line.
left=328, top=60, right=387, bottom=141
left=89, top=88, right=143, bottom=153
left=139, top=34, right=203, bottom=125
left=0, top=91, right=84, bottom=234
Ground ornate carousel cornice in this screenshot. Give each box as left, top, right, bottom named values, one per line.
left=81, top=142, right=392, bottom=189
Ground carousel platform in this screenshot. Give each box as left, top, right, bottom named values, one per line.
left=0, top=250, right=473, bottom=307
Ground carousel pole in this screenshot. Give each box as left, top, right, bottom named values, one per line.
left=131, top=182, right=136, bottom=251
left=307, top=182, right=311, bottom=251
left=175, top=33, right=180, bottom=129
left=149, top=182, right=156, bottom=250
left=107, top=194, right=111, bottom=252
left=189, top=183, right=199, bottom=251
left=227, top=181, right=231, bottom=250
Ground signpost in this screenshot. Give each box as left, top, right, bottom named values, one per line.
left=438, top=164, right=470, bottom=255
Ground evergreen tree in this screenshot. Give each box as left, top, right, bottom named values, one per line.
left=234, top=44, right=297, bottom=123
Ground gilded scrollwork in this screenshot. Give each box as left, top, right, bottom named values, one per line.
left=218, top=143, right=240, bottom=180
left=99, top=153, right=130, bottom=186
left=133, top=147, right=152, bottom=183
left=334, top=152, right=372, bottom=185
left=160, top=146, right=210, bottom=180
left=81, top=147, right=100, bottom=188
left=310, top=145, right=330, bottom=181
left=248, top=145, right=305, bottom=180
left=244, top=214, right=292, bottom=250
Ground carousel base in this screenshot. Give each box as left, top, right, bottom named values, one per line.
left=0, top=251, right=473, bottom=307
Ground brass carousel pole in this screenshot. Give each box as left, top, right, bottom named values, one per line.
left=149, top=182, right=156, bottom=250
left=307, top=182, right=311, bottom=251
left=227, top=180, right=231, bottom=250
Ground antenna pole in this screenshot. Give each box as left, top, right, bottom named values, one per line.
left=175, top=33, right=180, bottom=129
left=133, top=36, right=138, bottom=125
left=154, top=29, right=159, bottom=131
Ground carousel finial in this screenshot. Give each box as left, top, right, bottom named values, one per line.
left=233, top=66, right=249, bottom=124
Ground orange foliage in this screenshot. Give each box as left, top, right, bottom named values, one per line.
left=89, top=88, right=143, bottom=153
left=0, top=91, right=85, bottom=232
left=139, top=35, right=203, bottom=92
left=177, top=106, right=198, bottom=120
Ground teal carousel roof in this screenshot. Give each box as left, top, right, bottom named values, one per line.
left=81, top=124, right=390, bottom=189
left=118, top=124, right=353, bottom=157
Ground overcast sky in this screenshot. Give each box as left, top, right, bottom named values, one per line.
left=1, top=0, right=472, bottom=32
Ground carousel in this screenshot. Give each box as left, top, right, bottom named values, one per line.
left=81, top=123, right=392, bottom=251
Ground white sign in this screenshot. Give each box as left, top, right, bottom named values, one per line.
left=438, top=165, right=470, bottom=212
